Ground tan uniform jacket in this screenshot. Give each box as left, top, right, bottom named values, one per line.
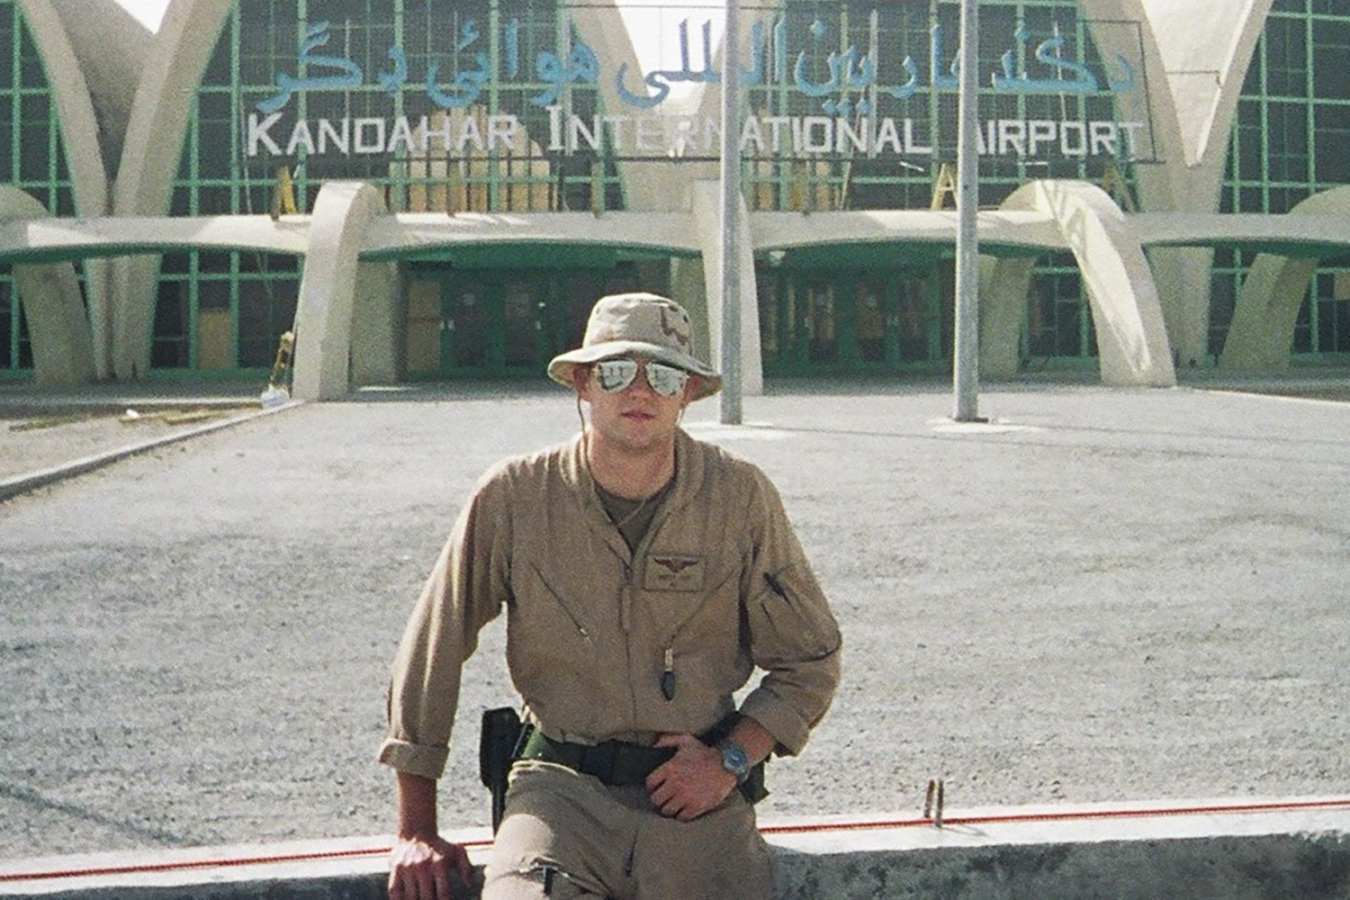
left=379, top=429, right=842, bottom=780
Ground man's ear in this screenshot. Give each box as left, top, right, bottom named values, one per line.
left=683, top=375, right=704, bottom=405
left=571, top=365, right=591, bottom=399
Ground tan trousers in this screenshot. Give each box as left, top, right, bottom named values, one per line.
left=483, top=761, right=773, bottom=900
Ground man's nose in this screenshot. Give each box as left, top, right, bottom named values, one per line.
left=627, top=365, right=657, bottom=396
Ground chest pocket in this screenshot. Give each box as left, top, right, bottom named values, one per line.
left=639, top=553, right=742, bottom=652
left=643, top=554, right=705, bottom=592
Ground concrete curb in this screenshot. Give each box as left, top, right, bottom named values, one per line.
left=3, top=797, right=1347, bottom=899
left=0, top=401, right=302, bottom=503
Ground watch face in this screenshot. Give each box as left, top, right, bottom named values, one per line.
left=720, top=742, right=750, bottom=779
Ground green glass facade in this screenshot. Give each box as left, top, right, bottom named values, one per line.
left=746, top=0, right=1143, bottom=213
left=752, top=0, right=1138, bottom=374
left=152, top=0, right=623, bottom=372
left=0, top=0, right=1323, bottom=380
left=0, top=0, right=76, bottom=375
left=1214, top=0, right=1350, bottom=360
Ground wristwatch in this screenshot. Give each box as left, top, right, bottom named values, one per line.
left=716, top=740, right=751, bottom=784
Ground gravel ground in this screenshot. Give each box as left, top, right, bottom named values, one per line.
left=0, top=401, right=261, bottom=482
left=1, top=377, right=1348, bottom=863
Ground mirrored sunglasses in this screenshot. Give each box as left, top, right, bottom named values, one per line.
left=593, top=358, right=690, bottom=398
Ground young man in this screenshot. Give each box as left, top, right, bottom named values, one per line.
left=381, top=292, right=841, bottom=900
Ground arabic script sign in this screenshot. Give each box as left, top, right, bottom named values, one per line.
left=247, top=15, right=1148, bottom=160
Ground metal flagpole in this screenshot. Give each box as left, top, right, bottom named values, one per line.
left=952, top=0, right=983, bottom=422
left=719, top=0, right=743, bottom=425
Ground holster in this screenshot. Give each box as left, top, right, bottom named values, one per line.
left=479, top=707, right=525, bottom=833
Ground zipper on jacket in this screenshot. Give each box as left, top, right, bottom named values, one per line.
left=620, top=561, right=633, bottom=633
left=654, top=567, right=739, bottom=703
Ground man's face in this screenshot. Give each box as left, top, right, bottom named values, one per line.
left=575, top=357, right=695, bottom=454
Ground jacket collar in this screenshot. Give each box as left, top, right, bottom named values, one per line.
left=562, top=427, right=707, bottom=522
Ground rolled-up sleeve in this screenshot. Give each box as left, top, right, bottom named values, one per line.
left=378, top=469, right=513, bottom=780
left=739, top=471, right=842, bottom=756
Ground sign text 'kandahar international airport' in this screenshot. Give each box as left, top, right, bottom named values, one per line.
left=245, top=14, right=1149, bottom=160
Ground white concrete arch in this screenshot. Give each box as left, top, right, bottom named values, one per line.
left=569, top=0, right=680, bottom=211
left=105, top=0, right=675, bottom=381
left=46, top=0, right=151, bottom=174
left=0, top=187, right=95, bottom=386
left=14, top=0, right=108, bottom=217
left=1084, top=0, right=1273, bottom=369
left=110, top=0, right=234, bottom=380
left=1082, top=0, right=1272, bottom=217
left=1218, top=185, right=1350, bottom=372
left=1134, top=0, right=1272, bottom=176
left=12, top=0, right=108, bottom=214
left=1078, top=0, right=1185, bottom=195
left=291, top=182, right=389, bottom=402
left=15, top=0, right=111, bottom=379
left=995, top=180, right=1175, bottom=387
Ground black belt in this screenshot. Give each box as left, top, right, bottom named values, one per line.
left=516, top=730, right=675, bottom=786
left=511, top=715, right=767, bottom=803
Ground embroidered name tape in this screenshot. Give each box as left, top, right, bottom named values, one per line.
left=645, top=555, right=704, bottom=591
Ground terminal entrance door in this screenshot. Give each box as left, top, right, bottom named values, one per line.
left=439, top=275, right=546, bottom=376
left=760, top=266, right=949, bottom=374
left=406, top=264, right=641, bottom=379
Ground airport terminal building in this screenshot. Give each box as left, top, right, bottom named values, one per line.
left=1, top=0, right=1348, bottom=399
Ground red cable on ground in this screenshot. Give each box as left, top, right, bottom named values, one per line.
left=760, top=797, right=1350, bottom=836
left=4, top=798, right=1348, bottom=885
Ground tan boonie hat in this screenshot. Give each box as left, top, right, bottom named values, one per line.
left=548, top=293, right=722, bottom=401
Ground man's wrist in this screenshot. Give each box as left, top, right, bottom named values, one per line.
left=714, top=739, right=752, bottom=784
left=398, top=830, right=437, bottom=842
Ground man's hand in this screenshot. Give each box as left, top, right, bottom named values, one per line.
left=646, top=732, right=738, bottom=821
left=388, top=832, right=472, bottom=900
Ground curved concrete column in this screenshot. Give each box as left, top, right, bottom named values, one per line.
left=1001, top=180, right=1175, bottom=387
left=569, top=0, right=677, bottom=211
left=1135, top=0, right=1272, bottom=174
left=13, top=0, right=109, bottom=214
left=16, top=0, right=112, bottom=378
left=292, top=182, right=389, bottom=401
left=1078, top=0, right=1185, bottom=202
left=0, top=187, right=96, bottom=385
left=110, top=0, right=234, bottom=379
left=980, top=254, right=1037, bottom=380
left=1084, top=1, right=1271, bottom=368
left=350, top=261, right=403, bottom=387
left=587, top=4, right=780, bottom=211
left=1218, top=255, right=1317, bottom=372
left=46, top=0, right=151, bottom=173
left=1218, top=185, right=1350, bottom=371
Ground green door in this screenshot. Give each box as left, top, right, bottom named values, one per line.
left=501, top=278, right=543, bottom=374
left=436, top=266, right=644, bottom=378
left=853, top=276, right=890, bottom=365
left=440, top=274, right=546, bottom=376
left=441, top=276, right=490, bottom=373
left=760, top=265, right=947, bottom=374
